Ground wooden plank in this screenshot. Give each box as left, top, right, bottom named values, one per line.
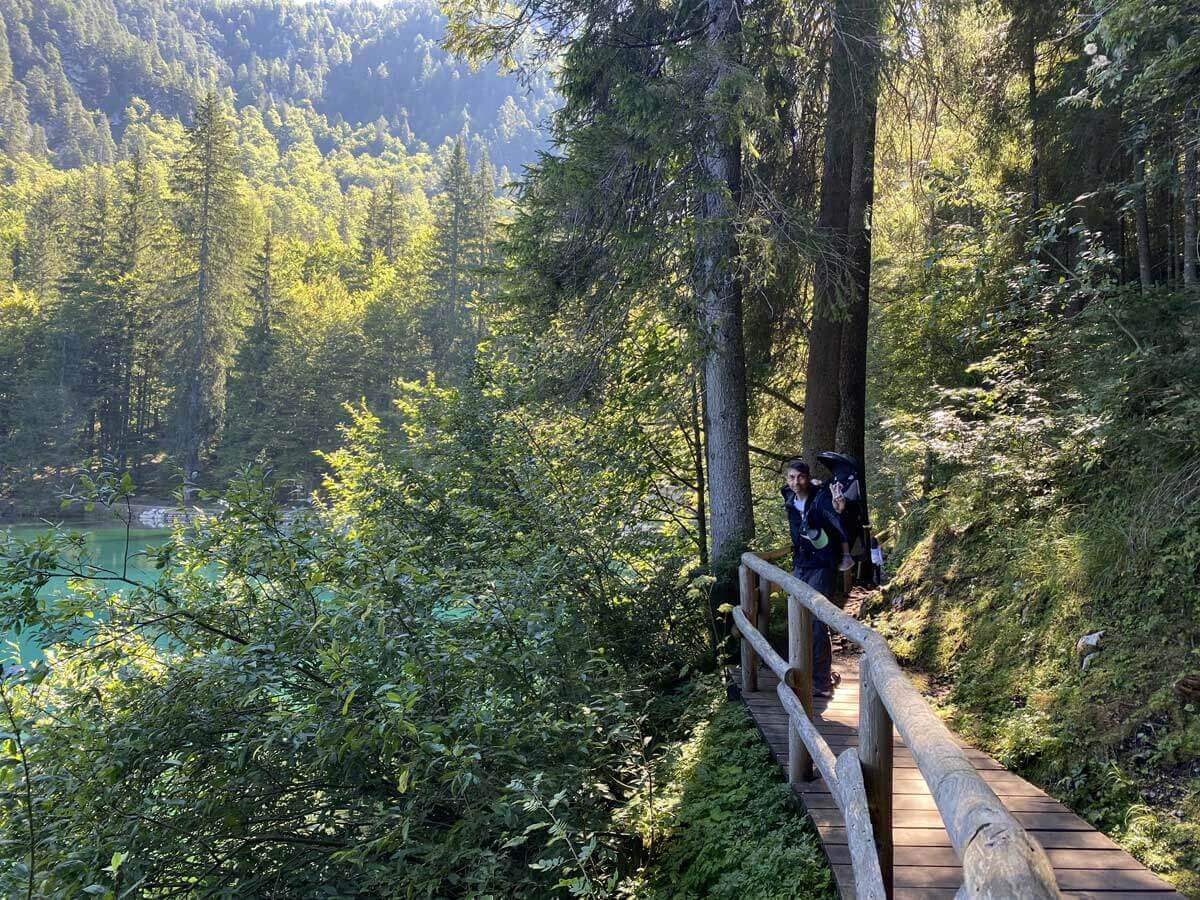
left=891, top=887, right=1186, bottom=899
left=730, top=644, right=1181, bottom=900
left=824, top=845, right=1151, bottom=871
left=799, top=790, right=1071, bottom=814
left=819, top=826, right=951, bottom=848
left=807, top=809, right=1095, bottom=831
left=884, top=885, right=1185, bottom=899
left=1049, top=870, right=1187, bottom=892
left=872, top=865, right=1182, bottom=892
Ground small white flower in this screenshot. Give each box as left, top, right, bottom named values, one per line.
left=1084, top=42, right=1097, bottom=55
left=1094, top=54, right=1109, bottom=67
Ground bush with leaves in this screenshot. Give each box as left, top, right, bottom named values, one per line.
left=0, top=376, right=708, bottom=897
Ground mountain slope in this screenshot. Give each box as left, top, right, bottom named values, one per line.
left=0, top=0, right=553, bottom=171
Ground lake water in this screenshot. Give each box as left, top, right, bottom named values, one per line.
left=2, top=524, right=168, bottom=662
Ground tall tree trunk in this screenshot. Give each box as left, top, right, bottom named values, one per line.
left=1027, top=39, right=1039, bottom=215
left=696, top=0, right=753, bottom=605
left=803, top=0, right=857, bottom=472
left=184, top=171, right=212, bottom=483
left=1184, top=109, right=1198, bottom=287
left=690, top=369, right=709, bottom=572
left=806, top=0, right=882, bottom=477
left=835, top=0, right=882, bottom=473
left=1135, top=141, right=1153, bottom=291
left=1167, top=174, right=1177, bottom=287
left=1120, top=217, right=1128, bottom=284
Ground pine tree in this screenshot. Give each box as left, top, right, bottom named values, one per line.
left=431, top=136, right=473, bottom=366
left=116, top=149, right=171, bottom=473
left=468, top=147, right=497, bottom=340
left=223, top=230, right=280, bottom=465
left=170, top=91, right=250, bottom=482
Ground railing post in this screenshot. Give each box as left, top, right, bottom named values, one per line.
left=758, top=576, right=772, bottom=651
left=787, top=593, right=814, bottom=782
left=859, top=658, right=894, bottom=898
left=739, top=564, right=758, bottom=692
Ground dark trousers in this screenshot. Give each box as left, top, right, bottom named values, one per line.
left=794, top=564, right=834, bottom=691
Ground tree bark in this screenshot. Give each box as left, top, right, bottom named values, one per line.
left=1167, top=174, right=1177, bottom=287
left=1135, top=141, right=1153, bottom=292
left=696, top=0, right=753, bottom=606
left=835, top=0, right=882, bottom=473
left=1027, top=39, right=1039, bottom=215
left=803, top=0, right=856, bottom=473
left=1184, top=109, right=1198, bottom=288
left=805, top=0, right=882, bottom=477
left=690, top=370, right=709, bottom=572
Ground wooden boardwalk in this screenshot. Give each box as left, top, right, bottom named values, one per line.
left=733, top=659, right=1185, bottom=900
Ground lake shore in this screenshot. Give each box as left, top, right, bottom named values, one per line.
left=1, top=498, right=219, bottom=531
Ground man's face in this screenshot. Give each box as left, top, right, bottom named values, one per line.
left=786, top=467, right=809, bottom=494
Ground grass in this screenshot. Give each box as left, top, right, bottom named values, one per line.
left=621, top=677, right=836, bottom=899
left=867, top=496, right=1200, bottom=896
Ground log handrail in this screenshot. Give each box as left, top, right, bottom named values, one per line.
left=737, top=551, right=1061, bottom=900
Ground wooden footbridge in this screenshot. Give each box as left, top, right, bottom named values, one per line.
left=731, top=552, right=1184, bottom=900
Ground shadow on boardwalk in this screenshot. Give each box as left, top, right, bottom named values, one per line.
left=731, top=645, right=1185, bottom=900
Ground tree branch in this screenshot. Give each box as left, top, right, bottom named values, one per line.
left=756, top=384, right=806, bottom=416
left=748, top=443, right=791, bottom=462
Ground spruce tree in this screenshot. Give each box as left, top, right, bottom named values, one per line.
left=170, top=91, right=249, bottom=483
left=58, top=175, right=121, bottom=459
left=431, top=136, right=474, bottom=367
left=116, top=149, right=170, bottom=473
left=468, top=147, right=497, bottom=340
left=223, top=231, right=279, bottom=466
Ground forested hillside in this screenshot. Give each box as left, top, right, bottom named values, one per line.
left=0, top=0, right=552, bottom=171
left=0, top=92, right=502, bottom=514
left=1, top=0, right=1199, bottom=897
left=0, top=0, right=534, bottom=515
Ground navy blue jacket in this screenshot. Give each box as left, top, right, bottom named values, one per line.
left=782, top=483, right=849, bottom=571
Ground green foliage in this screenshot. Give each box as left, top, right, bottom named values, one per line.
left=869, top=189, right=1200, bottom=898
left=0, top=81, right=514, bottom=510
left=0, top=372, right=710, bottom=895
left=0, top=0, right=552, bottom=172
left=620, top=680, right=835, bottom=899
left=859, top=0, right=1200, bottom=888
left=170, top=91, right=256, bottom=476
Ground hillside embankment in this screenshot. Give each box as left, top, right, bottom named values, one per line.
left=865, top=487, right=1200, bottom=895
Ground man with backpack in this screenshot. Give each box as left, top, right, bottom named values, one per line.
left=782, top=458, right=854, bottom=697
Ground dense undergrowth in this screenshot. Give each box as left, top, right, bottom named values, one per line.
left=622, top=679, right=834, bottom=899
left=869, top=277, right=1200, bottom=893
left=0, top=375, right=716, bottom=897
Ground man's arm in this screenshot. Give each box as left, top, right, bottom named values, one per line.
left=819, top=493, right=852, bottom=557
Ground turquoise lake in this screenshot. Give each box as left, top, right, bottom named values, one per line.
left=2, top=524, right=169, bottom=662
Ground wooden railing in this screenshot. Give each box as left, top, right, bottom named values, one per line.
left=734, top=551, right=1062, bottom=900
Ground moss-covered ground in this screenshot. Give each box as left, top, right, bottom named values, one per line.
left=621, top=678, right=836, bottom=899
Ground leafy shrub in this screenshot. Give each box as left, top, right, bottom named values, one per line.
left=0, top=380, right=708, bottom=897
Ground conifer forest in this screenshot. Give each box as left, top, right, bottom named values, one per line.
left=0, top=0, right=1199, bottom=897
